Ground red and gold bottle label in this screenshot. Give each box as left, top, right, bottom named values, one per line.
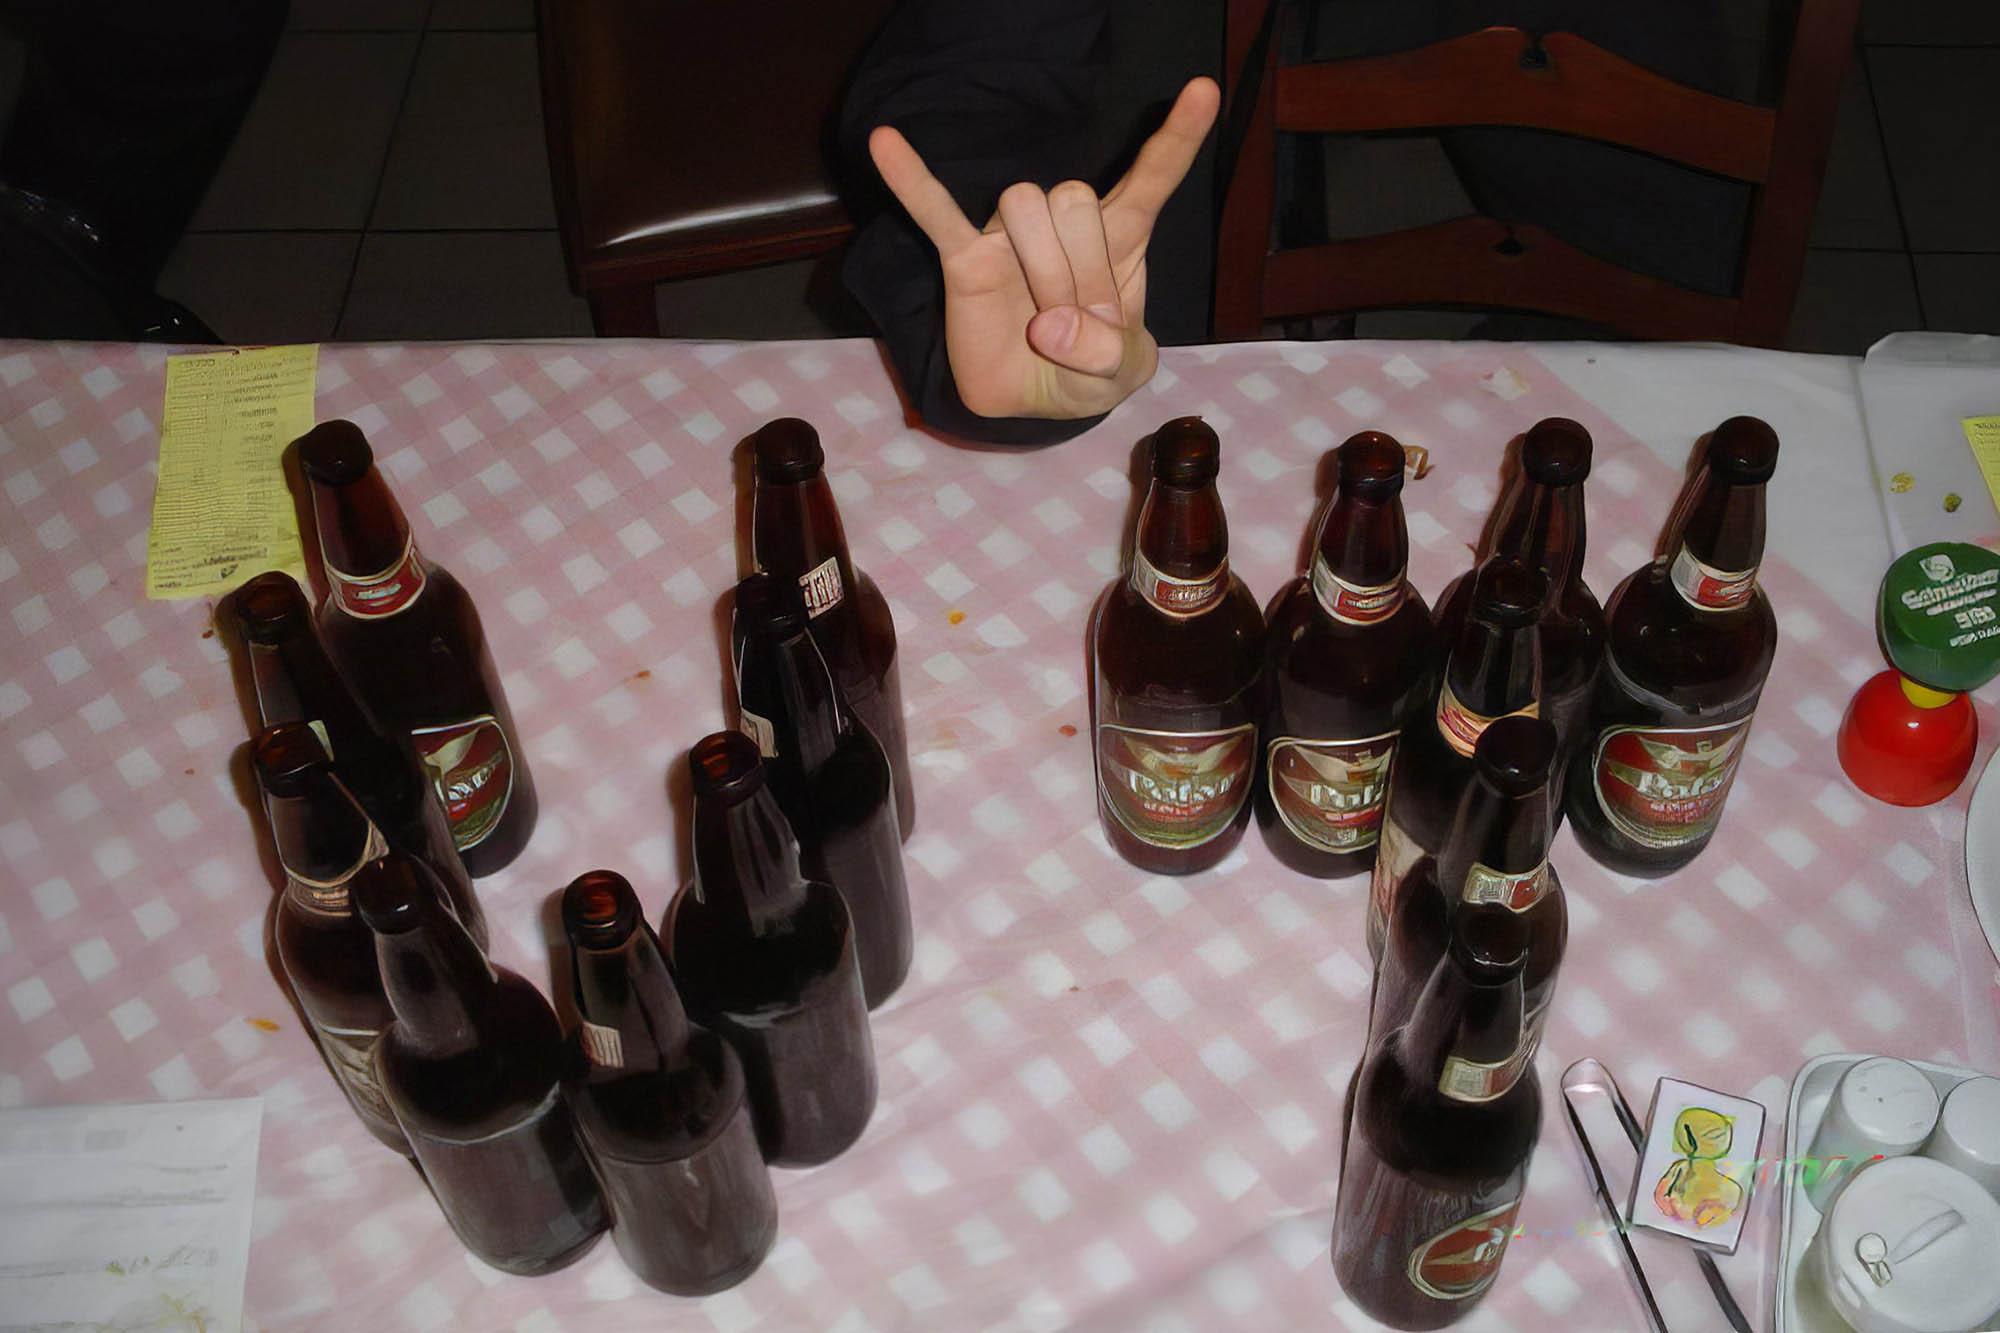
left=316, top=1023, right=393, bottom=1125
left=1131, top=550, right=1229, bottom=618
left=1406, top=1197, right=1522, bottom=1302
left=411, top=715, right=514, bottom=851
left=282, top=819, right=387, bottom=916
left=799, top=556, right=845, bottom=619
left=1310, top=556, right=1405, bottom=625
left=1460, top=859, right=1552, bottom=913
left=1267, top=731, right=1396, bottom=853
left=1438, top=1040, right=1534, bottom=1104
left=1591, top=717, right=1751, bottom=849
left=1365, top=810, right=1425, bottom=958
left=326, top=536, right=427, bottom=619
left=1097, top=721, right=1256, bottom=849
left=1669, top=545, right=1758, bottom=612
left=1436, top=680, right=1538, bottom=759
left=579, top=1020, right=625, bottom=1070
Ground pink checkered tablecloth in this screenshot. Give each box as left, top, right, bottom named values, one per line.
left=3, top=337, right=1998, bottom=1332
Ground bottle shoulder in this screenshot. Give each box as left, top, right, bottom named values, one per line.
left=568, top=1029, right=745, bottom=1162
left=1600, top=566, right=1777, bottom=709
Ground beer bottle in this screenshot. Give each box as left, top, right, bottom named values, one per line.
left=1374, top=717, right=1565, bottom=1060
left=233, top=571, right=484, bottom=946
left=1564, top=417, right=1779, bottom=875
left=1434, top=418, right=1603, bottom=781
left=297, top=420, right=537, bottom=876
left=561, top=870, right=777, bottom=1295
left=1092, top=417, right=1265, bottom=874
left=355, top=851, right=606, bottom=1273
left=1258, top=431, right=1437, bottom=876
left=748, top=418, right=914, bottom=840
left=664, top=732, right=876, bottom=1166
left=1368, top=558, right=1544, bottom=960
left=1332, top=905, right=1540, bottom=1329
left=732, top=571, right=911, bottom=1008
left=252, top=724, right=405, bottom=1153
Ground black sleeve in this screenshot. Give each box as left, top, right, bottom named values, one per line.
left=838, top=0, right=1113, bottom=448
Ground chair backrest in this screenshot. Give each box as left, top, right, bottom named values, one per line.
left=1213, top=0, right=1861, bottom=345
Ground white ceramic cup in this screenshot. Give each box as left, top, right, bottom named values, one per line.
left=1921, top=1076, right=2000, bottom=1199
left=1805, top=1057, right=1941, bottom=1212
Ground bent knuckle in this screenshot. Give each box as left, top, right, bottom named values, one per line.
left=1049, top=180, right=1099, bottom=211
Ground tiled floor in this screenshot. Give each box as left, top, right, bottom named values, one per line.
left=11, top=1, right=1999, bottom=351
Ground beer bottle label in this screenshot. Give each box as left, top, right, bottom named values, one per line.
left=1591, top=717, right=1752, bottom=850
left=1438, top=1039, right=1534, bottom=1104
left=1436, top=679, right=1538, bottom=759
left=799, top=556, right=845, bottom=618
left=1267, top=732, right=1396, bottom=853
left=1669, top=545, right=1758, bottom=612
left=315, top=1023, right=394, bottom=1126
left=326, top=536, right=428, bottom=619
left=579, top=1020, right=625, bottom=1070
left=738, top=707, right=777, bottom=758
left=1310, top=556, right=1405, bottom=625
left=282, top=819, right=388, bottom=915
left=1366, top=811, right=1424, bottom=958
left=411, top=715, right=515, bottom=852
left=1406, top=1197, right=1522, bottom=1302
left=1461, top=859, right=1551, bottom=913
left=1097, top=721, right=1256, bottom=849
left=1131, top=549, right=1229, bottom=618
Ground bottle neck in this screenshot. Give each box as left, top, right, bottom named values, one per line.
left=1396, top=931, right=1528, bottom=1104
left=266, top=770, right=384, bottom=914
left=1437, top=781, right=1554, bottom=914
left=1310, top=491, right=1408, bottom=625
left=1439, top=619, right=1541, bottom=754
left=691, top=786, right=812, bottom=938
left=571, top=923, right=692, bottom=1079
left=249, top=629, right=420, bottom=810
left=308, top=469, right=427, bottom=619
left=1131, top=481, right=1229, bottom=617
left=1492, top=480, right=1586, bottom=598
left=738, top=627, right=847, bottom=773
left=752, top=473, right=854, bottom=620
left=1669, top=473, right=1767, bottom=612
left=373, top=903, right=497, bottom=1059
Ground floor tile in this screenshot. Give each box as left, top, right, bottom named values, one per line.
left=1786, top=249, right=1921, bottom=355
left=157, top=232, right=360, bottom=344
left=1862, top=0, right=2000, bottom=44
left=290, top=0, right=429, bottom=29
left=189, top=33, right=418, bottom=231
left=1869, top=48, right=2000, bottom=254
left=336, top=231, right=590, bottom=340
left=1810, top=63, right=1901, bottom=250
left=429, top=0, right=533, bottom=29
left=1913, top=255, right=2000, bottom=335
left=651, top=255, right=870, bottom=340
left=371, top=33, right=553, bottom=230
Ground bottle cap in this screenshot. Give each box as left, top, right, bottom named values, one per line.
left=561, top=870, right=642, bottom=948
left=1336, top=431, right=1406, bottom=496
left=752, top=418, right=825, bottom=483
left=250, top=722, right=334, bottom=796
left=1451, top=902, right=1528, bottom=979
left=1520, top=418, right=1592, bottom=486
left=734, top=571, right=808, bottom=637
left=1468, top=556, right=1547, bottom=628
left=1473, top=716, right=1557, bottom=797
left=234, top=571, right=313, bottom=644
left=1878, top=542, right=2000, bottom=694
left=1706, top=417, right=1779, bottom=484
left=689, top=731, right=767, bottom=803
left=1151, top=417, right=1220, bottom=484
left=350, top=852, right=436, bottom=934
left=296, top=420, right=375, bottom=485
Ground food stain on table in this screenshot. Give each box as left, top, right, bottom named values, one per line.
left=247, top=1017, right=281, bottom=1033
left=1889, top=471, right=1916, bottom=494
left=1058, top=724, right=1077, bottom=738
left=628, top=669, right=651, bottom=682
left=947, top=610, right=965, bottom=626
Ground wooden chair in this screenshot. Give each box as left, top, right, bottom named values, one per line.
left=536, top=0, right=895, bottom=337
left=1214, top=0, right=1861, bottom=344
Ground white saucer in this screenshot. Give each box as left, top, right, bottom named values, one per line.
left=1968, top=746, right=2000, bottom=966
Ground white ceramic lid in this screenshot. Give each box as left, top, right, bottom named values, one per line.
left=1819, top=1156, right=2000, bottom=1333
left=1838, top=1058, right=1941, bottom=1152
left=1937, top=1077, right=2000, bottom=1161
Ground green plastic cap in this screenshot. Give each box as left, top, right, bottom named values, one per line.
left=1879, top=542, right=2000, bottom=693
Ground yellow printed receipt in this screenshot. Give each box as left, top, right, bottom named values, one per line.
left=145, top=345, right=318, bottom=599
left=1964, top=415, right=2000, bottom=522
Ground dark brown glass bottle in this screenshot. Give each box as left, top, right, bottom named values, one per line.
left=664, top=732, right=876, bottom=1167
left=1091, top=417, right=1265, bottom=874
left=297, top=420, right=537, bottom=877
left=355, top=851, right=605, bottom=1273
left=733, top=572, right=911, bottom=1008
left=1563, top=417, right=1780, bottom=875
left=234, top=571, right=485, bottom=947
left=1368, top=558, right=1545, bottom=960
left=253, top=723, right=405, bottom=1153
left=561, top=871, right=777, bottom=1295
left=1434, top=419, right=1603, bottom=783
left=748, top=418, right=913, bottom=840
left=1374, top=717, right=1566, bottom=1059
left=1333, top=906, right=1540, bottom=1329
left=1258, top=431, right=1438, bottom=876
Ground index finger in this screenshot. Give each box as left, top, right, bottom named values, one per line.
left=868, top=126, right=981, bottom=258
left=1103, top=76, right=1222, bottom=225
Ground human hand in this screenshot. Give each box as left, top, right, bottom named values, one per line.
left=867, top=76, right=1221, bottom=422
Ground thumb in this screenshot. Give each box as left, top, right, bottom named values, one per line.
left=1026, top=305, right=1129, bottom=379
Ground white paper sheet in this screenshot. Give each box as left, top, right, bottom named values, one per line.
left=0, top=1098, right=262, bottom=1333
